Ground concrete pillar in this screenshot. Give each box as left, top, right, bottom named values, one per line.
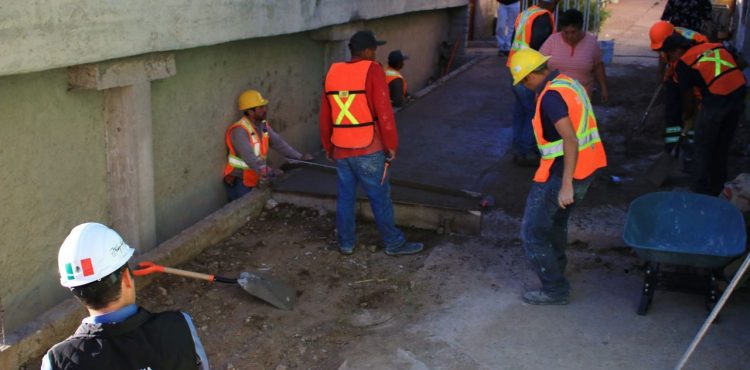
left=310, top=22, right=364, bottom=75
left=68, top=53, right=176, bottom=252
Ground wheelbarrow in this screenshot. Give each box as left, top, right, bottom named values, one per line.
left=623, top=192, right=747, bottom=315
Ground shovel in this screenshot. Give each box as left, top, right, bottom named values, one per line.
left=625, top=83, right=663, bottom=158
left=645, top=140, right=682, bottom=187
left=132, top=261, right=297, bottom=311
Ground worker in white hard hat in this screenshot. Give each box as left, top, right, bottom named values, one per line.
left=41, top=223, right=209, bottom=370
left=508, top=49, right=607, bottom=305
left=223, top=89, right=313, bottom=201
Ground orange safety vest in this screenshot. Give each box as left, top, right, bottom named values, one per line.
left=532, top=74, right=607, bottom=182
left=507, top=6, right=555, bottom=66
left=680, top=42, right=746, bottom=96
left=385, top=67, right=407, bottom=97
left=664, top=27, right=708, bottom=81
left=324, top=60, right=376, bottom=149
left=223, top=116, right=269, bottom=187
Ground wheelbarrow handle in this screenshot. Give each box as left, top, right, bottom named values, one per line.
left=132, top=261, right=236, bottom=283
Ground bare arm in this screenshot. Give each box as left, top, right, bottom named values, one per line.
left=554, top=116, right=579, bottom=209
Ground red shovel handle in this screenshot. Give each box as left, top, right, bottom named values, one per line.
left=132, top=261, right=165, bottom=276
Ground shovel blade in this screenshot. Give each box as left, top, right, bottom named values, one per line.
left=238, top=271, right=297, bottom=310
left=645, top=151, right=680, bottom=186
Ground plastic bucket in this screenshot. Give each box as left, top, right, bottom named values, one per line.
left=599, top=39, right=614, bottom=65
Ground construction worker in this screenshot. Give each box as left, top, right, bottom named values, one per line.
left=507, top=0, right=559, bottom=166
left=41, top=223, right=209, bottom=369
left=650, top=21, right=708, bottom=151
left=319, top=30, right=423, bottom=256
left=385, top=50, right=410, bottom=107
left=224, top=89, right=312, bottom=201
left=508, top=49, right=607, bottom=305
left=661, top=34, right=747, bottom=195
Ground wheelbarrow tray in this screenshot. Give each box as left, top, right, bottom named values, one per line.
left=623, top=192, right=747, bottom=315
left=623, top=192, right=746, bottom=267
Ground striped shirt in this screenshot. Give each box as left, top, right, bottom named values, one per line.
left=539, top=32, right=602, bottom=96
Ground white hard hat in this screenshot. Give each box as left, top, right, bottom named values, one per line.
left=58, top=223, right=135, bottom=288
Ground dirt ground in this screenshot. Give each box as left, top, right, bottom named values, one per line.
left=127, top=60, right=749, bottom=370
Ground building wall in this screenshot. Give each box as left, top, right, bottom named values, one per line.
left=474, top=0, right=500, bottom=40
left=0, top=69, right=109, bottom=332
left=0, top=8, right=459, bottom=334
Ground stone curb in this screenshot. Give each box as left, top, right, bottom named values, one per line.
left=0, top=188, right=269, bottom=369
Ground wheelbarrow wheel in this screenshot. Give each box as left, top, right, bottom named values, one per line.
left=637, top=294, right=650, bottom=316
left=637, top=262, right=658, bottom=316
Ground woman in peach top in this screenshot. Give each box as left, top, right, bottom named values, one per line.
left=540, top=9, right=609, bottom=103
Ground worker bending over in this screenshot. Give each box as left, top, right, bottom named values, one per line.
left=649, top=21, right=708, bottom=152
left=660, top=34, right=746, bottom=195
left=319, top=30, right=423, bottom=256
left=224, top=89, right=312, bottom=201
left=508, top=49, right=607, bottom=305
left=42, top=223, right=209, bottom=369
left=385, top=50, right=410, bottom=107
left=508, top=0, right=559, bottom=166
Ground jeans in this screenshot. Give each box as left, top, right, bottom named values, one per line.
left=511, top=83, right=537, bottom=156
left=521, top=175, right=594, bottom=298
left=496, top=2, right=520, bottom=51
left=336, top=151, right=406, bottom=250
left=691, top=92, right=745, bottom=195
left=225, top=178, right=253, bottom=201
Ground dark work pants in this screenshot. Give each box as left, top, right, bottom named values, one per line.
left=664, top=79, right=683, bottom=151
left=692, top=92, right=745, bottom=195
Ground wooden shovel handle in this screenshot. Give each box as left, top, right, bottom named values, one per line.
left=133, top=261, right=235, bottom=283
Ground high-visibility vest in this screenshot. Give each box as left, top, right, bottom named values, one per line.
left=680, top=42, right=746, bottom=96
left=532, top=74, right=607, bottom=182
left=674, top=27, right=709, bottom=45
left=324, top=60, right=376, bottom=149
left=507, top=6, right=554, bottom=66
left=223, top=116, right=269, bottom=187
left=385, top=67, right=407, bottom=96
left=664, top=28, right=708, bottom=82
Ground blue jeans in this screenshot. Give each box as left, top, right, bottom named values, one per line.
left=521, top=175, right=593, bottom=297
left=336, top=152, right=406, bottom=250
left=511, top=83, right=537, bottom=156
left=225, top=178, right=253, bottom=201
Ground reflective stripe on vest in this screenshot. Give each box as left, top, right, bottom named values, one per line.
left=507, top=7, right=554, bottom=66
left=531, top=74, right=607, bottom=182
left=385, top=67, right=407, bottom=96
left=223, top=117, right=269, bottom=187
left=681, top=43, right=746, bottom=96
left=324, top=60, right=377, bottom=149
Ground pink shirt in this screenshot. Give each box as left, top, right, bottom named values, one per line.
left=539, top=32, right=602, bottom=95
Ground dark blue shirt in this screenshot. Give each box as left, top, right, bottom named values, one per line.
left=535, top=70, right=570, bottom=176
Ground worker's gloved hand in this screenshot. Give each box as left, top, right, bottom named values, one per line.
left=259, top=165, right=271, bottom=178
left=271, top=168, right=284, bottom=177
left=326, top=151, right=334, bottom=162
left=301, top=153, right=314, bottom=161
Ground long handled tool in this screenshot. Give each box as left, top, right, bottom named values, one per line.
left=626, top=83, right=663, bottom=158
left=133, top=261, right=296, bottom=311
left=285, top=158, right=493, bottom=207
left=675, top=250, right=750, bottom=369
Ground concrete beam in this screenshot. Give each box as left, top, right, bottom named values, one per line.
left=68, top=53, right=176, bottom=91
left=0, top=188, right=269, bottom=369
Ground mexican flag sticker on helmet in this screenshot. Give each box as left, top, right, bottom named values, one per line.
left=64, top=258, right=96, bottom=281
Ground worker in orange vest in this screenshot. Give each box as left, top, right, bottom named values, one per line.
left=661, top=34, right=747, bottom=195
left=385, top=50, right=410, bottom=107
left=508, top=49, right=607, bottom=305
left=223, top=89, right=312, bottom=201
left=649, top=21, right=709, bottom=152
left=319, top=30, right=423, bottom=256
left=508, top=0, right=559, bottom=167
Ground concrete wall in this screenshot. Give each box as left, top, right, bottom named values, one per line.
left=0, top=7, right=461, bottom=335
left=473, top=0, right=500, bottom=40
left=0, top=0, right=466, bottom=77
left=0, top=69, right=108, bottom=333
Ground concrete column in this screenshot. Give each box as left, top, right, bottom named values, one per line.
left=310, top=22, right=364, bottom=75
left=69, top=53, right=176, bottom=252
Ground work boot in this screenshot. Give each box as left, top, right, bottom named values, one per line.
left=339, top=245, right=354, bottom=255
left=522, top=290, right=569, bottom=305
left=385, top=242, right=424, bottom=256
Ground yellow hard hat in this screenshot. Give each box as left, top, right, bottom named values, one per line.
left=237, top=89, right=269, bottom=111
left=508, top=48, right=550, bottom=85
